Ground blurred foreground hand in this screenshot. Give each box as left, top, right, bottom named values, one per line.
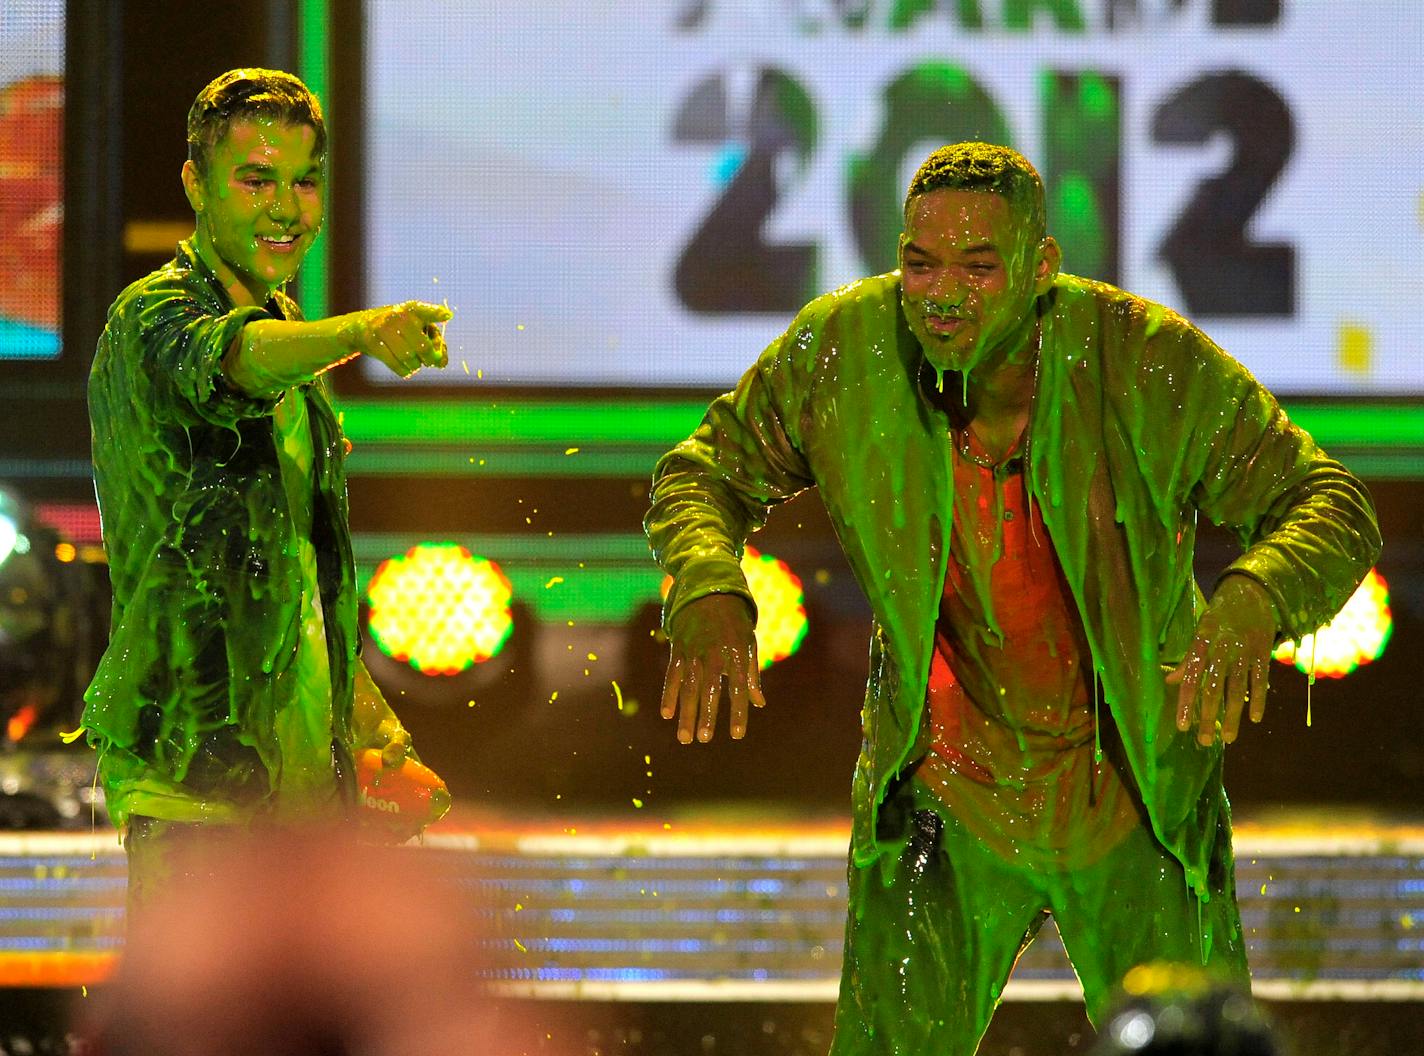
left=79, top=827, right=569, bottom=1056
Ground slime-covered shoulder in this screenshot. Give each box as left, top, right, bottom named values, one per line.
left=1055, top=275, right=1381, bottom=638
left=110, top=264, right=279, bottom=429
left=760, top=274, right=900, bottom=373
left=751, top=273, right=903, bottom=447
left=647, top=280, right=899, bottom=629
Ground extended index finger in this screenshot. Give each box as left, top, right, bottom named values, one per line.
left=402, top=300, right=454, bottom=324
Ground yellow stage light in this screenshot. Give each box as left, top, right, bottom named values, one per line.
left=366, top=543, right=513, bottom=675
left=1273, top=567, right=1392, bottom=679
left=741, top=547, right=809, bottom=669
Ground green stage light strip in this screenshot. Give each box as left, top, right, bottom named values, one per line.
left=1286, top=402, right=1424, bottom=449
left=339, top=397, right=1422, bottom=448
left=340, top=397, right=711, bottom=478
left=297, top=0, right=330, bottom=321
left=339, top=398, right=711, bottom=446
left=337, top=397, right=1424, bottom=479
left=4, top=403, right=1419, bottom=484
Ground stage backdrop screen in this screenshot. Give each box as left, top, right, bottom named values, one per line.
left=0, top=1, right=63, bottom=361
left=363, top=2, right=1423, bottom=393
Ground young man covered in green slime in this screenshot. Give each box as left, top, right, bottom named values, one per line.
left=646, top=143, right=1380, bottom=1053
left=84, top=69, right=451, bottom=903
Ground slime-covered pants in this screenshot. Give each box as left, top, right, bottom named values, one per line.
left=829, top=797, right=1249, bottom=1055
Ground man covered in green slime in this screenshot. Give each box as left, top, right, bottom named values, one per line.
left=85, top=69, right=451, bottom=903
left=646, top=143, right=1379, bottom=1053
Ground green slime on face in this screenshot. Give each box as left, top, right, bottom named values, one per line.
left=899, top=189, right=1046, bottom=381
left=184, top=117, right=325, bottom=309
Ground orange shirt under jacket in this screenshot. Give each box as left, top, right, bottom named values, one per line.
left=915, top=422, right=1143, bottom=870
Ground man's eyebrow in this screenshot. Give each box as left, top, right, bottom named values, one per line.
left=904, top=241, right=1000, bottom=258
left=232, top=161, right=322, bottom=179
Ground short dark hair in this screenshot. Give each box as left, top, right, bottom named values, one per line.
left=905, top=143, right=1046, bottom=240
left=186, top=68, right=326, bottom=176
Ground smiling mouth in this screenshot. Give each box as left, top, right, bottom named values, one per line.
left=258, top=233, right=302, bottom=252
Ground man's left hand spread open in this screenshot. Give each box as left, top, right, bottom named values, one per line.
left=1167, top=574, right=1278, bottom=747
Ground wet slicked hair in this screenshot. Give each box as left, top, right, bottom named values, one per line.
left=905, top=143, right=1046, bottom=239
left=186, top=68, right=325, bottom=176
